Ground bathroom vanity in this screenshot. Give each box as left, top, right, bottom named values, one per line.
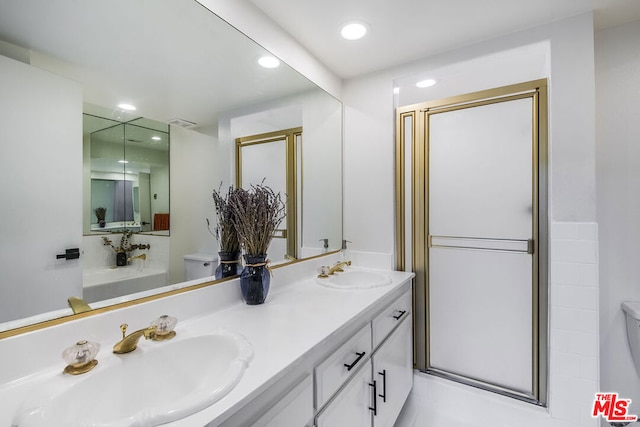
left=0, top=255, right=413, bottom=426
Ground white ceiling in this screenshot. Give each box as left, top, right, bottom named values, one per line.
left=249, top=0, right=640, bottom=79
left=1, top=0, right=638, bottom=129
left=0, top=0, right=317, bottom=132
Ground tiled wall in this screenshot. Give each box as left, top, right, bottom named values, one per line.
left=549, top=222, right=599, bottom=426
left=396, top=221, right=600, bottom=427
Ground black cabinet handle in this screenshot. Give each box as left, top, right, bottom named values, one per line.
left=378, top=369, right=387, bottom=402
left=393, top=310, right=407, bottom=320
left=369, top=380, right=378, bottom=416
left=56, top=248, right=80, bottom=260
left=343, top=351, right=366, bottom=371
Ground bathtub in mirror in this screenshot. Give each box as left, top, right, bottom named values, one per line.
left=0, top=0, right=342, bottom=335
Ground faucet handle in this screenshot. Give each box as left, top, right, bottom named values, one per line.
left=150, top=315, right=177, bottom=341
left=317, top=265, right=330, bottom=278
left=62, top=340, right=100, bottom=375
left=120, top=323, right=128, bottom=339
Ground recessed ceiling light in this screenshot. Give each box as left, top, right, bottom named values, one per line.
left=118, top=103, right=136, bottom=111
left=118, top=160, right=129, bottom=164
left=151, top=136, right=161, bottom=141
left=341, top=22, right=368, bottom=40
left=416, top=79, right=437, bottom=88
left=258, top=56, right=280, bottom=68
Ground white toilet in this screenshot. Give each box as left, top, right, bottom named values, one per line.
left=183, top=253, right=217, bottom=281
left=622, top=301, right=640, bottom=375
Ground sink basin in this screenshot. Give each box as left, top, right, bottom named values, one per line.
left=316, top=268, right=392, bottom=289
left=14, top=329, right=253, bottom=427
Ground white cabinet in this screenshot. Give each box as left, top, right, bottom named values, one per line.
left=252, top=375, right=314, bottom=427
left=316, top=323, right=372, bottom=408
left=372, top=316, right=413, bottom=427
left=372, top=290, right=412, bottom=348
left=314, top=289, right=413, bottom=427
left=316, top=359, right=373, bottom=427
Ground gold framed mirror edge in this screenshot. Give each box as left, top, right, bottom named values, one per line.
left=0, top=250, right=341, bottom=340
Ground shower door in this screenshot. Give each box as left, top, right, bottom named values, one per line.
left=408, top=81, right=548, bottom=404
left=427, top=96, right=536, bottom=398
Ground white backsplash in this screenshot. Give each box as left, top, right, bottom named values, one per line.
left=81, top=234, right=170, bottom=272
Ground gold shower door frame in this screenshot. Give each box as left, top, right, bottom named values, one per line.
left=395, top=79, right=548, bottom=405
left=236, top=127, right=302, bottom=260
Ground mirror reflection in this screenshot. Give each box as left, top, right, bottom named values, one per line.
left=85, top=112, right=170, bottom=234
left=236, top=127, right=303, bottom=260
left=0, top=0, right=342, bottom=334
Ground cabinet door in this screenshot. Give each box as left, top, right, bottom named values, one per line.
left=372, top=316, right=413, bottom=427
left=316, top=359, right=373, bottom=427
left=252, top=374, right=313, bottom=427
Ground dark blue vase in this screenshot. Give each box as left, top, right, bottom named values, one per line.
left=240, top=254, right=270, bottom=305
left=215, top=251, right=241, bottom=279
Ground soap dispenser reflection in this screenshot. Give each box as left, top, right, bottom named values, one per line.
left=341, top=240, right=352, bottom=262
left=319, top=238, right=329, bottom=254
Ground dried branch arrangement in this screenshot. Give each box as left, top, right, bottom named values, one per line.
left=94, top=207, right=106, bottom=221
left=211, top=185, right=241, bottom=254
left=102, top=230, right=133, bottom=253
left=228, top=183, right=286, bottom=256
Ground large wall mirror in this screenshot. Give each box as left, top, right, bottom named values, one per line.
left=0, top=0, right=343, bottom=335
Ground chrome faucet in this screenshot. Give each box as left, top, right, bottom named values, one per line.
left=113, top=323, right=156, bottom=354
left=328, top=260, right=351, bottom=275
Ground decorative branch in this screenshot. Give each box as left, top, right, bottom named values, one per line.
left=228, top=182, right=286, bottom=256
left=211, top=185, right=241, bottom=253
left=102, top=230, right=140, bottom=253
left=94, top=207, right=106, bottom=221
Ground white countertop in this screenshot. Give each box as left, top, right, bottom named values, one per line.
left=0, top=259, right=413, bottom=426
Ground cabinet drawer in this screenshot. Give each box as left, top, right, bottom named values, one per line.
left=315, top=359, right=372, bottom=427
left=372, top=290, right=411, bottom=349
left=315, top=323, right=372, bottom=409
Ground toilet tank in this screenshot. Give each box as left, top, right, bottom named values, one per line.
left=183, top=253, right=217, bottom=281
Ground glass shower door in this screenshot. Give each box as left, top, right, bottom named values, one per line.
left=427, top=97, right=536, bottom=397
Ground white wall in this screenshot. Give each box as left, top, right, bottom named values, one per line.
left=596, top=20, right=640, bottom=418
left=0, top=54, right=83, bottom=322
left=344, top=13, right=599, bottom=427
left=169, top=126, right=220, bottom=284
